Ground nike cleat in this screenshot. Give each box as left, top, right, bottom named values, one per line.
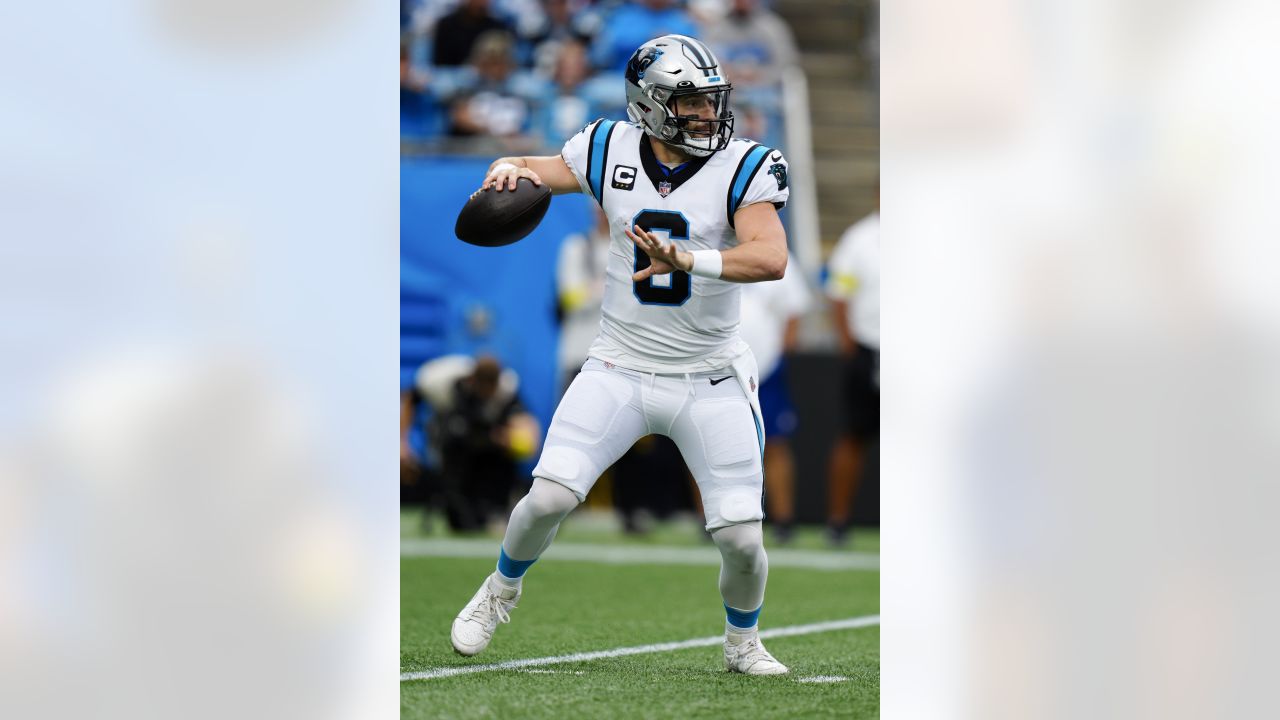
left=724, top=628, right=789, bottom=675
left=450, top=573, right=520, bottom=656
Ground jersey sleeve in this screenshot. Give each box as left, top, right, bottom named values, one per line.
left=739, top=147, right=791, bottom=211
left=727, top=145, right=791, bottom=226
left=560, top=119, right=604, bottom=198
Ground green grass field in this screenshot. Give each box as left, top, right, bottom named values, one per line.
left=401, top=510, right=880, bottom=719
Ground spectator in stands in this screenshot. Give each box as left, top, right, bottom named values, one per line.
left=537, top=40, right=596, bottom=144
left=738, top=253, right=811, bottom=544
left=401, top=33, right=441, bottom=158
left=449, top=31, right=537, bottom=139
left=729, top=98, right=769, bottom=142
left=824, top=194, right=880, bottom=546
left=401, top=35, right=428, bottom=95
left=589, top=0, right=699, bottom=72
left=702, top=0, right=798, bottom=89
left=402, top=0, right=416, bottom=32
left=526, top=0, right=601, bottom=79
left=432, top=0, right=512, bottom=67
left=405, top=0, right=458, bottom=38
left=403, top=354, right=542, bottom=533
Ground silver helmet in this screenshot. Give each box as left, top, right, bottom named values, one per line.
left=624, top=35, right=734, bottom=157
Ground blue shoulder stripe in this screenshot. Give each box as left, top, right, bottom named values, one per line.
left=588, top=119, right=617, bottom=202
left=727, top=144, right=772, bottom=227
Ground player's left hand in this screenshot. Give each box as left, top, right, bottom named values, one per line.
left=627, top=224, right=693, bottom=280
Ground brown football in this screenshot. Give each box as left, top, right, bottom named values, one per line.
left=454, top=177, right=552, bottom=247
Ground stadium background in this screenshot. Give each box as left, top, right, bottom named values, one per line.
left=400, top=0, right=879, bottom=529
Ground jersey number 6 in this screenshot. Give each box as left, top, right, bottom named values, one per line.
left=632, top=210, right=692, bottom=306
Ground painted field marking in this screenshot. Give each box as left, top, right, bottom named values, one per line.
left=797, top=675, right=849, bottom=683
left=401, top=615, right=879, bottom=681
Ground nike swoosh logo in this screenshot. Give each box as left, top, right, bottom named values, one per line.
left=709, top=376, right=733, bottom=386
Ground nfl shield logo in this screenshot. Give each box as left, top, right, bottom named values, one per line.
left=750, top=377, right=756, bottom=392
left=658, top=180, right=672, bottom=197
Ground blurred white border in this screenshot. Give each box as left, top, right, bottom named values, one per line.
left=0, top=2, right=397, bottom=718
left=884, top=0, right=1280, bottom=717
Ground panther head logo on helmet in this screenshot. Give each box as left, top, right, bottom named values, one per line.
left=627, top=46, right=664, bottom=82
left=624, top=35, right=735, bottom=158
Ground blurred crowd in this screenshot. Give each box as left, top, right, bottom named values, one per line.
left=400, top=0, right=798, bottom=150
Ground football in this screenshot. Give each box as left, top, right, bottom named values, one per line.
left=454, top=177, right=552, bottom=247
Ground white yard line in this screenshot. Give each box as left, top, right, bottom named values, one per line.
left=401, top=615, right=880, bottom=681
left=400, top=537, right=879, bottom=572
left=797, top=675, right=849, bottom=683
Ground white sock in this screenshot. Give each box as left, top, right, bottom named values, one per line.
left=490, top=570, right=521, bottom=592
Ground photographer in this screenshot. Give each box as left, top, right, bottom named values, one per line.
left=403, top=354, right=541, bottom=532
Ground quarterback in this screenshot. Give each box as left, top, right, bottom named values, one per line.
left=451, top=34, right=793, bottom=675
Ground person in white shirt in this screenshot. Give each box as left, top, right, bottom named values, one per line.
left=823, top=202, right=879, bottom=546
left=554, top=206, right=611, bottom=394
left=738, top=253, right=810, bottom=543
left=450, top=34, right=793, bottom=675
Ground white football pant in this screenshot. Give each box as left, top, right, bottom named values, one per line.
left=533, top=356, right=765, bottom=530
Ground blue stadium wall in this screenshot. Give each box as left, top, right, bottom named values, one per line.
left=401, top=156, right=595, bottom=441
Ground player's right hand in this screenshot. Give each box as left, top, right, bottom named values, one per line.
left=482, top=163, right=543, bottom=192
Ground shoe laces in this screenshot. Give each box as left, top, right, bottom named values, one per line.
left=735, top=636, right=774, bottom=665
left=470, top=589, right=513, bottom=626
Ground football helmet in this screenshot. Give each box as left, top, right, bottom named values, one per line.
left=624, top=35, right=734, bottom=157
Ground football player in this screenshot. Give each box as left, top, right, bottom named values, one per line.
left=451, top=34, right=792, bottom=676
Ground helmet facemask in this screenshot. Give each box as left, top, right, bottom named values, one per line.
left=625, top=36, right=736, bottom=158
left=657, top=86, right=735, bottom=157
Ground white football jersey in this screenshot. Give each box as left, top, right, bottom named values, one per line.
left=560, top=119, right=791, bottom=373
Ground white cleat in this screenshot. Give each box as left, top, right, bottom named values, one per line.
left=724, top=629, right=789, bottom=676
left=451, top=574, right=520, bottom=656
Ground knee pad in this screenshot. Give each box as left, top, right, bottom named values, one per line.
left=703, top=488, right=764, bottom=530
left=711, top=522, right=765, bottom=565
left=531, top=446, right=592, bottom=500
left=523, top=477, right=582, bottom=518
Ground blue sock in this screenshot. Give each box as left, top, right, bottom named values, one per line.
left=725, top=603, right=762, bottom=629
left=496, top=547, right=537, bottom=580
